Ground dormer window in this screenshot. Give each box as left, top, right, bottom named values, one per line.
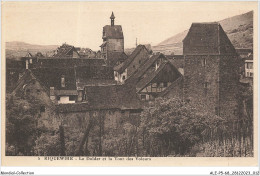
left=61, top=75, right=65, bottom=88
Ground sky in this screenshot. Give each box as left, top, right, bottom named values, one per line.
left=2, top=1, right=257, bottom=51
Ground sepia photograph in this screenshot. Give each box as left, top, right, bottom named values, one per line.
left=1, top=1, right=258, bottom=169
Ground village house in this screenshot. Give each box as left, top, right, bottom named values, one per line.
left=183, top=22, right=240, bottom=118
left=53, top=43, right=80, bottom=58
left=125, top=53, right=183, bottom=101
left=236, top=49, right=253, bottom=76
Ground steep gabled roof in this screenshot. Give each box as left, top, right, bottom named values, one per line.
left=103, top=25, right=123, bottom=39
left=135, top=60, right=181, bottom=93
left=114, top=45, right=148, bottom=73
left=126, top=53, right=165, bottom=83
left=12, top=69, right=49, bottom=94
left=25, top=52, right=33, bottom=57
left=136, top=61, right=168, bottom=92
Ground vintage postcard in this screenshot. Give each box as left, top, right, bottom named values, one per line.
left=1, top=1, right=259, bottom=167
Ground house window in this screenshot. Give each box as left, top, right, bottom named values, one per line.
left=141, top=94, right=146, bottom=101
left=40, top=106, right=45, bottom=113
left=69, top=96, right=75, bottom=101
left=202, top=58, right=206, bottom=67
left=246, top=72, right=253, bottom=77
left=61, top=75, right=65, bottom=88
left=57, top=96, right=60, bottom=101
left=139, top=60, right=141, bottom=64
left=133, top=65, right=136, bottom=69
left=163, top=82, right=167, bottom=87
left=246, top=62, right=253, bottom=69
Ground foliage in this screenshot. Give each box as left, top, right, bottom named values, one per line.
left=6, top=95, right=39, bottom=155
left=6, top=93, right=61, bottom=156
left=139, top=97, right=221, bottom=156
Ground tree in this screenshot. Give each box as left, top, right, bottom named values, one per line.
left=6, top=95, right=39, bottom=155
left=139, top=97, right=219, bottom=156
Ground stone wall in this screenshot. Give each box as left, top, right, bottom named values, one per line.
left=219, top=55, right=240, bottom=118
left=184, top=55, right=220, bottom=114
left=107, top=39, right=124, bottom=53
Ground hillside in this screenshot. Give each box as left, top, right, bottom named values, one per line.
left=153, top=11, right=253, bottom=55
left=5, top=41, right=58, bottom=60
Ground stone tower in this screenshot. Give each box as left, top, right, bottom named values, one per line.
left=100, top=12, right=124, bottom=65
left=183, top=23, right=240, bottom=118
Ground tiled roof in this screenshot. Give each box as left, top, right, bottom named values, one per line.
left=135, top=61, right=168, bottom=92
left=32, top=58, right=106, bottom=68
left=31, top=68, right=77, bottom=90
left=183, top=22, right=237, bottom=55
left=12, top=69, right=49, bottom=94
left=107, top=51, right=127, bottom=66
left=126, top=53, right=164, bottom=84
left=103, top=25, right=123, bottom=39
left=114, top=45, right=148, bottom=73
left=167, top=55, right=184, bottom=70
left=53, top=44, right=78, bottom=58
left=183, top=22, right=219, bottom=43
left=56, top=84, right=142, bottom=112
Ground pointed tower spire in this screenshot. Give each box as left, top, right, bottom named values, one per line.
left=110, top=12, right=115, bottom=26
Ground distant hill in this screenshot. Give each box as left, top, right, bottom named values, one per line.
left=153, top=11, right=253, bottom=55
left=5, top=41, right=59, bottom=60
